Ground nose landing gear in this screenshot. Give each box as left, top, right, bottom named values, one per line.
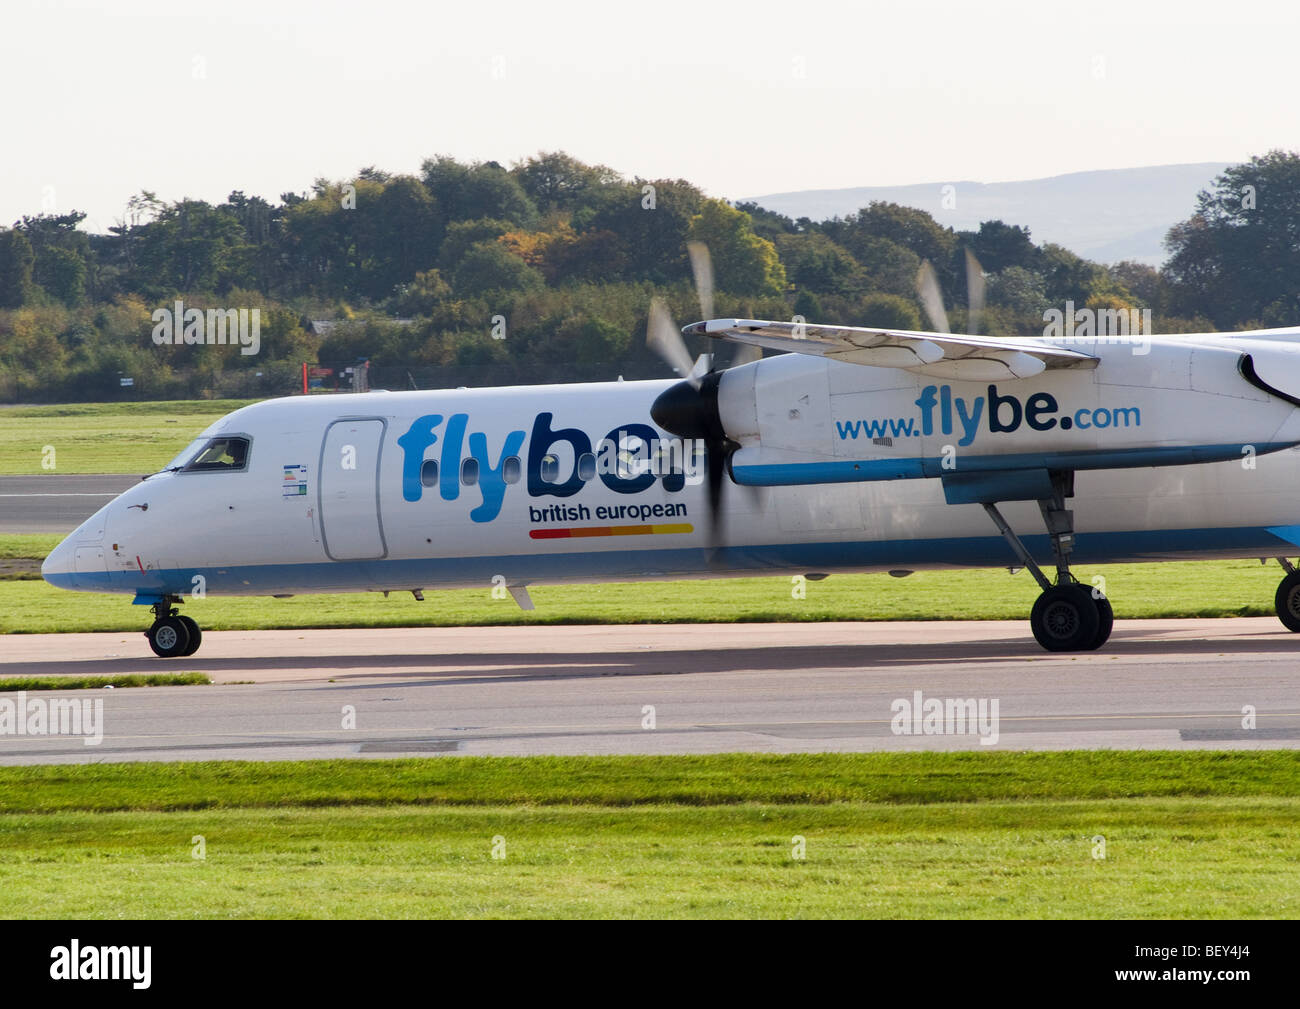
left=146, top=596, right=202, bottom=657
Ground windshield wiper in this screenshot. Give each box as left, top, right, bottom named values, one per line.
left=141, top=466, right=184, bottom=481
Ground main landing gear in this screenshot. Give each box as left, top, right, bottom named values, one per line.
left=1274, top=559, right=1300, bottom=632
left=145, top=595, right=202, bottom=658
left=982, top=471, right=1112, bottom=652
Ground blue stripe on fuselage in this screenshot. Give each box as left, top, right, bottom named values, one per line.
left=732, top=443, right=1297, bottom=486
left=43, top=524, right=1300, bottom=597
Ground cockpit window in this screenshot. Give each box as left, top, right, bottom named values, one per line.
left=182, top=436, right=251, bottom=472
left=162, top=437, right=207, bottom=472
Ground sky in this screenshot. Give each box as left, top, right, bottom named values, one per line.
left=3, top=0, right=1298, bottom=231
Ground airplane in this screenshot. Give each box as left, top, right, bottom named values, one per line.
left=38, top=251, right=1300, bottom=659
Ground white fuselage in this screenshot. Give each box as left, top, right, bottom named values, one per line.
left=41, top=331, right=1300, bottom=602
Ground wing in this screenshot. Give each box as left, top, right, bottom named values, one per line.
left=683, top=318, right=1098, bottom=381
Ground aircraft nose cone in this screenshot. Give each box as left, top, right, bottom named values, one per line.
left=41, top=535, right=78, bottom=588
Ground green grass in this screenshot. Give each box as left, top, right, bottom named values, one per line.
left=0, top=557, right=1287, bottom=632
left=0, top=754, right=1296, bottom=918
left=0, top=399, right=254, bottom=475
left=0, top=535, right=61, bottom=560
left=1, top=752, right=1295, bottom=812
left=0, top=673, right=209, bottom=691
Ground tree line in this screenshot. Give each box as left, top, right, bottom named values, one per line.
left=0, top=149, right=1297, bottom=401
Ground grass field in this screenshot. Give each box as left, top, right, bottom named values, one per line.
left=0, top=753, right=1295, bottom=918
left=0, top=400, right=254, bottom=475
left=0, top=673, right=210, bottom=690
left=0, top=554, right=1287, bottom=633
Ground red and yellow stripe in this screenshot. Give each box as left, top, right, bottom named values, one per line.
left=530, top=523, right=693, bottom=540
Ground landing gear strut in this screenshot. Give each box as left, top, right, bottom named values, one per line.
left=146, top=596, right=202, bottom=658
left=982, top=471, right=1112, bottom=652
left=1274, top=559, right=1300, bottom=632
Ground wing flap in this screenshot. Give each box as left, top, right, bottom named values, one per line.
left=687, top=319, right=1097, bottom=380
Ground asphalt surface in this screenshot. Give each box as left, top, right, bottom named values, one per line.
left=1, top=619, right=1297, bottom=764
left=0, top=475, right=139, bottom=533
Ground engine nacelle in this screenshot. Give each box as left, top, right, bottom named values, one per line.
left=715, top=342, right=1300, bottom=489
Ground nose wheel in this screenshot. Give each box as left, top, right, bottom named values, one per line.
left=145, top=598, right=203, bottom=657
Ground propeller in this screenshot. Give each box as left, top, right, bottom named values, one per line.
left=916, top=250, right=987, bottom=335
left=646, top=297, right=698, bottom=387
left=688, top=240, right=759, bottom=368
left=915, top=260, right=951, bottom=334
left=686, top=241, right=714, bottom=321
left=964, top=248, right=986, bottom=336
left=646, top=242, right=752, bottom=542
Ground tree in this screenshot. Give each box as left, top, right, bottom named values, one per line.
left=570, top=317, right=629, bottom=365
left=17, top=212, right=90, bottom=305
left=131, top=199, right=250, bottom=295
left=0, top=229, right=35, bottom=308
left=438, top=218, right=514, bottom=273
left=452, top=242, right=544, bottom=296
left=963, top=220, right=1041, bottom=274
left=774, top=233, right=860, bottom=295
left=733, top=201, right=797, bottom=240
left=856, top=292, right=921, bottom=330
left=282, top=178, right=387, bottom=298
left=222, top=191, right=286, bottom=295
left=36, top=247, right=86, bottom=306
left=687, top=199, right=786, bottom=297
left=844, top=235, right=921, bottom=298
left=987, top=266, right=1050, bottom=319
left=370, top=176, right=442, bottom=297
left=826, top=202, right=957, bottom=290
left=421, top=156, right=538, bottom=228
left=584, top=177, right=704, bottom=284
left=511, top=152, right=621, bottom=214
left=1164, top=151, right=1300, bottom=327
left=1040, top=243, right=1105, bottom=307
left=1109, top=261, right=1168, bottom=314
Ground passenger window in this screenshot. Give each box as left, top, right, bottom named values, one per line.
left=420, top=459, right=439, bottom=487
left=461, top=457, right=480, bottom=486
left=540, top=454, right=560, bottom=483
left=183, top=436, right=250, bottom=472
left=502, top=456, right=522, bottom=484
left=577, top=452, right=596, bottom=481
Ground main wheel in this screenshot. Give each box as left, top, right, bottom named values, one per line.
left=147, top=616, right=191, bottom=658
left=178, top=615, right=202, bottom=656
left=1030, top=584, right=1101, bottom=652
left=1275, top=570, right=1300, bottom=632
left=1085, top=593, right=1114, bottom=650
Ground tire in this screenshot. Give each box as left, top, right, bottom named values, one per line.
left=147, top=616, right=191, bottom=658
left=1030, top=584, right=1102, bottom=652
left=178, top=615, right=202, bottom=656
left=1086, top=593, right=1114, bottom=650
left=1275, top=570, right=1300, bottom=632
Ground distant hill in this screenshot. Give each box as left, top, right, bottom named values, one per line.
left=743, top=163, right=1231, bottom=266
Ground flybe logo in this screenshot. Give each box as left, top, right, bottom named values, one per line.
left=837, top=384, right=1141, bottom=448
left=397, top=412, right=704, bottom=523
